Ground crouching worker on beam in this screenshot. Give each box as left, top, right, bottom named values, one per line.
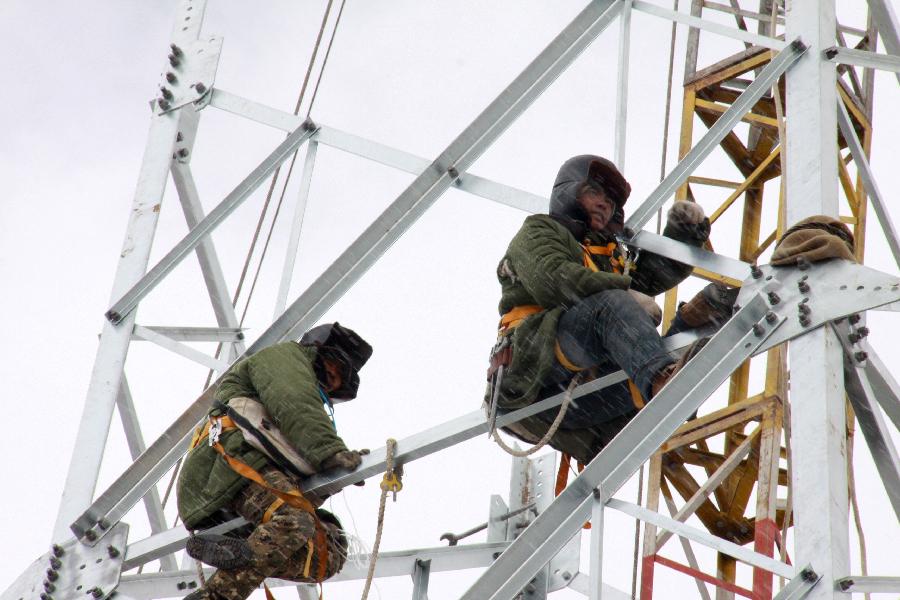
left=485, top=155, right=716, bottom=464
left=177, top=322, right=373, bottom=600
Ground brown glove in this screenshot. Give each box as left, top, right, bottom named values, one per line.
left=321, top=448, right=370, bottom=471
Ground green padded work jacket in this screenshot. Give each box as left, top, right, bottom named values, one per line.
left=177, top=343, right=348, bottom=529
left=494, top=214, right=699, bottom=409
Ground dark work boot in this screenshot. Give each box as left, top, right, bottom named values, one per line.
left=186, top=534, right=254, bottom=570
left=651, top=337, right=710, bottom=397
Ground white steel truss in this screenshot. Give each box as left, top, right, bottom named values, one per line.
left=4, top=1, right=900, bottom=600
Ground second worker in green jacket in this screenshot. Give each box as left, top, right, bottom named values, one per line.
left=487, top=155, right=712, bottom=463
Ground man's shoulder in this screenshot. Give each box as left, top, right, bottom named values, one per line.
left=251, top=342, right=315, bottom=369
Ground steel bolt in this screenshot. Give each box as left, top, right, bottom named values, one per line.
left=848, top=313, right=861, bottom=325
left=158, top=98, right=171, bottom=111
left=43, top=582, right=55, bottom=593
left=797, top=256, right=811, bottom=271
left=107, top=545, right=120, bottom=559
left=98, top=519, right=110, bottom=530
left=753, top=323, right=765, bottom=337
left=194, top=82, right=207, bottom=94
left=177, top=148, right=189, bottom=158
left=798, top=303, right=811, bottom=315
left=49, top=557, right=62, bottom=569
left=168, top=54, right=180, bottom=68
left=855, top=351, right=868, bottom=363
left=447, top=166, right=460, bottom=180
left=52, top=545, right=64, bottom=558
left=525, top=584, right=536, bottom=594
left=801, top=568, right=817, bottom=582
left=799, top=315, right=811, bottom=327
left=84, top=530, right=97, bottom=542
left=765, top=311, right=777, bottom=324
left=857, top=326, right=870, bottom=338
left=767, top=291, right=780, bottom=305
left=40, top=594, right=52, bottom=600
left=166, top=72, right=178, bottom=84
left=170, top=43, right=183, bottom=57
left=848, top=333, right=860, bottom=344
left=176, top=132, right=184, bottom=142
left=45, top=570, right=58, bottom=582
left=751, top=265, right=763, bottom=279
left=160, top=87, right=173, bottom=100
left=561, top=571, right=572, bottom=581
left=798, top=281, right=810, bottom=293
left=92, top=588, right=104, bottom=599
left=187, top=582, right=197, bottom=589
left=492, top=552, right=501, bottom=560
left=176, top=582, right=187, bottom=591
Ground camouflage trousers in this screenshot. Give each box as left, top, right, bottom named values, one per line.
left=203, top=466, right=346, bottom=600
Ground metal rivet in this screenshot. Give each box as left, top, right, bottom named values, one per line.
left=848, top=314, right=861, bottom=325
left=750, top=265, right=763, bottom=279
left=168, top=54, right=180, bottom=68
left=802, top=568, right=817, bottom=582
left=158, top=98, right=171, bottom=111
left=848, top=333, right=860, bottom=344
left=43, top=583, right=55, bottom=593
left=798, top=282, right=810, bottom=293
left=187, top=582, right=198, bottom=589
left=176, top=582, right=187, bottom=591
left=177, top=148, right=189, bottom=158
left=194, top=82, right=207, bottom=94
left=49, top=557, right=62, bottom=569
left=798, top=303, right=810, bottom=315
left=166, top=72, right=178, bottom=84
left=107, top=546, right=120, bottom=559
left=767, top=291, right=780, bottom=305
left=799, top=315, right=811, bottom=327
left=765, top=312, right=777, bottom=324
left=753, top=324, right=765, bottom=337
left=45, top=570, right=58, bottom=582
left=857, top=326, right=869, bottom=338
left=160, top=87, right=173, bottom=100
left=84, top=530, right=97, bottom=542
left=170, top=43, right=183, bottom=56
left=855, top=351, right=868, bottom=363
left=92, top=588, right=104, bottom=599
left=52, top=545, right=64, bottom=558
left=40, top=594, right=52, bottom=600
left=562, top=571, right=572, bottom=581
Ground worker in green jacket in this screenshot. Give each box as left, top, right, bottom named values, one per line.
left=177, top=322, right=372, bottom=600
left=488, top=155, right=713, bottom=463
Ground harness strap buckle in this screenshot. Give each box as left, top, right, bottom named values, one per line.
left=208, top=418, right=223, bottom=447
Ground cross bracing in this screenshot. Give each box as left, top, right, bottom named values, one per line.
left=1, top=1, right=900, bottom=600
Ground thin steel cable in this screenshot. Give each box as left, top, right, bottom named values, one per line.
left=306, top=0, right=348, bottom=118
left=361, top=439, right=398, bottom=600
left=656, top=0, right=680, bottom=235
left=492, top=375, right=581, bottom=458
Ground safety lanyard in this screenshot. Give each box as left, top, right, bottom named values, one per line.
left=318, top=386, right=337, bottom=431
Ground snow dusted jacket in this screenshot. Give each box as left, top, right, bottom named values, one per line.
left=177, top=343, right=348, bottom=529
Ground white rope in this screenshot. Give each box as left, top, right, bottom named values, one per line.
left=491, top=376, right=580, bottom=458
left=361, top=439, right=399, bottom=600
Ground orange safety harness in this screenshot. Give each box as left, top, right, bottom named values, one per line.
left=190, top=416, right=330, bottom=587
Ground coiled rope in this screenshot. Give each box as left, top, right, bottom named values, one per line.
left=491, top=375, right=581, bottom=458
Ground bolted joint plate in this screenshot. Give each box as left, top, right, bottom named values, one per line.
left=1, top=524, right=128, bottom=600
left=736, top=259, right=900, bottom=354
left=154, top=36, right=223, bottom=115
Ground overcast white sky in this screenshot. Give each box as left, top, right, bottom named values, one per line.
left=1, top=1, right=898, bottom=599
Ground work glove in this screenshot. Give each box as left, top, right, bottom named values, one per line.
left=321, top=448, right=370, bottom=471
left=667, top=201, right=710, bottom=243
left=628, top=289, right=662, bottom=326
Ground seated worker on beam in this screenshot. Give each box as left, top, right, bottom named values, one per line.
left=486, top=155, right=719, bottom=464
left=178, top=323, right=373, bottom=600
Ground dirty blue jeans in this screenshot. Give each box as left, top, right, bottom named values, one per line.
left=536, top=289, right=675, bottom=429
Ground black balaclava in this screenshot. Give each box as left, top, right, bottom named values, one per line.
left=299, top=322, right=373, bottom=402
left=548, top=155, right=631, bottom=238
